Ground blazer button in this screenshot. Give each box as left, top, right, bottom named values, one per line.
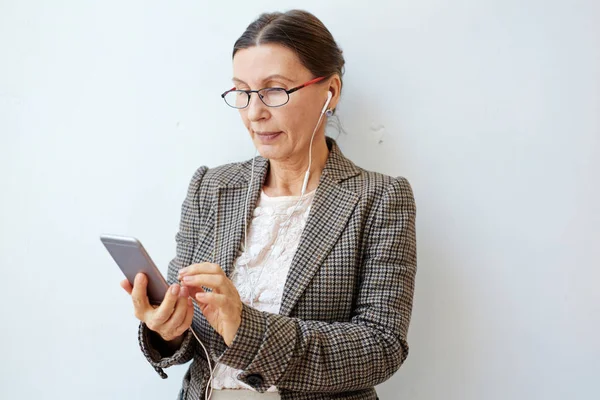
left=245, top=373, right=264, bottom=388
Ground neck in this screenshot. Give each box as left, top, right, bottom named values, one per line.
left=264, top=137, right=329, bottom=197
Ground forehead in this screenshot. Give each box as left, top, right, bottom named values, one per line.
left=232, top=43, right=309, bottom=83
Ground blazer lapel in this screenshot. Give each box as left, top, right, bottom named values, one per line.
left=213, top=156, right=268, bottom=277
left=278, top=176, right=359, bottom=316
left=279, top=138, right=361, bottom=316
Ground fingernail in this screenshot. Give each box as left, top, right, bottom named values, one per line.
left=179, top=267, right=187, bottom=275
left=171, top=285, right=180, bottom=295
left=183, top=276, right=192, bottom=282
left=180, top=286, right=189, bottom=297
left=196, top=292, right=205, bottom=299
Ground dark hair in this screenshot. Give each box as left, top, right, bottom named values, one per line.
left=232, top=10, right=345, bottom=92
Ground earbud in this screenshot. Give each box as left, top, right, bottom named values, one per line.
left=320, top=90, right=333, bottom=115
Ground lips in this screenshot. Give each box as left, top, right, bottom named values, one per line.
left=255, top=131, right=282, bottom=136
left=254, top=131, right=283, bottom=142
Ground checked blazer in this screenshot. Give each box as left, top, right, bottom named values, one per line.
left=137, top=136, right=417, bottom=400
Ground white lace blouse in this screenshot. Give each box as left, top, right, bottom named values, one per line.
left=212, top=187, right=317, bottom=392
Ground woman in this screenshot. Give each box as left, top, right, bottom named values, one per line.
left=120, top=9, right=417, bottom=400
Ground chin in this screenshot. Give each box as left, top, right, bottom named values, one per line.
left=255, top=145, right=280, bottom=161
left=252, top=135, right=288, bottom=160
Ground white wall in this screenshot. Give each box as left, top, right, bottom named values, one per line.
left=1, top=1, right=599, bottom=399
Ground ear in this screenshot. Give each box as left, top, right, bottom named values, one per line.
left=327, top=74, right=343, bottom=112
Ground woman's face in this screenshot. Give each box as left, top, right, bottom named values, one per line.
left=232, top=44, right=336, bottom=162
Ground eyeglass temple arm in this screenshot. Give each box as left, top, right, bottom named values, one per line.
left=221, top=87, right=236, bottom=98
left=286, top=76, right=326, bottom=94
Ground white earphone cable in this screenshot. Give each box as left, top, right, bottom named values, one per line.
left=244, top=99, right=328, bottom=305
left=187, top=324, right=216, bottom=400
left=187, top=92, right=331, bottom=400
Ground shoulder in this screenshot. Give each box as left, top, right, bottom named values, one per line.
left=323, top=137, right=415, bottom=210
left=185, top=160, right=249, bottom=191
left=343, top=165, right=416, bottom=214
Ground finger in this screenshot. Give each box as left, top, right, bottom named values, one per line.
left=178, top=262, right=221, bottom=278
left=131, top=273, right=152, bottom=317
left=177, top=297, right=195, bottom=334
left=179, top=285, right=189, bottom=299
left=186, top=285, right=205, bottom=300
left=120, top=279, right=133, bottom=295
left=153, top=284, right=181, bottom=324
left=195, top=291, right=228, bottom=308
left=168, top=286, right=190, bottom=327
left=166, top=295, right=188, bottom=330
left=181, top=274, right=228, bottom=292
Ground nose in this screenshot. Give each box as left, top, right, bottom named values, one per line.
left=246, top=92, right=269, bottom=122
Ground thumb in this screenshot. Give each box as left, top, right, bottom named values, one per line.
left=131, top=273, right=152, bottom=311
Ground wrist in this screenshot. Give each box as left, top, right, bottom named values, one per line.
left=224, top=303, right=243, bottom=346
left=151, top=331, right=185, bottom=355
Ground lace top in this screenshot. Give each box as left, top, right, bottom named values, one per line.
left=212, top=188, right=316, bottom=391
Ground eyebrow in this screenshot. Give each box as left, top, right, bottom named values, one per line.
left=232, top=74, right=295, bottom=85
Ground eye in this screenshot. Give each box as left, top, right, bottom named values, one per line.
left=267, top=83, right=287, bottom=90
left=263, top=79, right=289, bottom=89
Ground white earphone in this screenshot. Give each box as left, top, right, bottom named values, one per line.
left=302, top=90, right=333, bottom=193
left=320, top=90, right=333, bottom=115
left=243, top=89, right=332, bottom=271
left=189, top=89, right=335, bottom=400
left=244, top=88, right=333, bottom=249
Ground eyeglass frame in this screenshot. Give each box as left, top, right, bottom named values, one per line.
left=220, top=76, right=326, bottom=109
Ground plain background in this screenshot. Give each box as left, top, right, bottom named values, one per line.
left=1, top=1, right=599, bottom=399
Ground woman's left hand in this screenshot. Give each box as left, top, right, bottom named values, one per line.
left=178, top=262, right=242, bottom=346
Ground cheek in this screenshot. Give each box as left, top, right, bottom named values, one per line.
left=239, top=111, right=250, bottom=130
left=288, top=111, right=320, bottom=141
left=278, top=107, right=315, bottom=135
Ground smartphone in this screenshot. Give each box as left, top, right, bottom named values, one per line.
left=100, top=234, right=169, bottom=305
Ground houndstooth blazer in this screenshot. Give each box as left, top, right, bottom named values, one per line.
left=137, top=137, right=417, bottom=400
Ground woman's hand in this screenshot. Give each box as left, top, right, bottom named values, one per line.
left=178, top=263, right=242, bottom=346
left=120, top=273, right=195, bottom=343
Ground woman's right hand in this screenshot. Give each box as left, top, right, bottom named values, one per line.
left=120, top=273, right=195, bottom=342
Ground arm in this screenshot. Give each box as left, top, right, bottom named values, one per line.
left=217, top=177, right=417, bottom=392
left=138, top=165, right=209, bottom=378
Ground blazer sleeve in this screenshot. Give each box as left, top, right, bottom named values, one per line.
left=216, top=177, right=417, bottom=392
left=137, top=165, right=209, bottom=379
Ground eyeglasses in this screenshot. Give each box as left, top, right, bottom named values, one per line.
left=221, top=76, right=325, bottom=109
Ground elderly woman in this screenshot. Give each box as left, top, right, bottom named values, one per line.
left=120, top=9, right=417, bottom=400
